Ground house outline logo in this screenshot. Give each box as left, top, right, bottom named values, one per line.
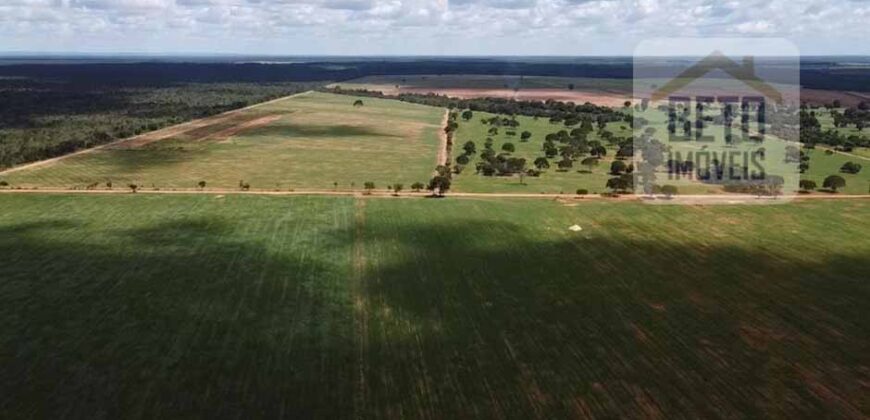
left=649, top=51, right=784, bottom=104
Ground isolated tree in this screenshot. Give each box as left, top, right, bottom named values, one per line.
left=799, top=179, right=817, bottom=191
left=840, top=161, right=863, bottom=174
left=823, top=175, right=846, bottom=192
left=106, top=181, right=113, bottom=190
left=501, top=142, right=516, bottom=153
left=660, top=185, right=678, bottom=198
left=333, top=181, right=339, bottom=190
left=363, top=181, right=376, bottom=194
left=456, top=154, right=470, bottom=165
left=411, top=182, right=425, bottom=192
left=534, top=157, right=550, bottom=170
left=610, top=160, right=627, bottom=175
left=427, top=175, right=451, bottom=196
left=580, top=157, right=599, bottom=172
left=197, top=181, right=206, bottom=190
left=240, top=182, right=251, bottom=191
left=520, top=131, right=532, bottom=142
left=392, top=183, right=403, bottom=196
left=576, top=189, right=589, bottom=195
left=462, top=140, right=476, bottom=155
left=353, top=99, right=364, bottom=107
left=461, top=110, right=474, bottom=121
left=128, top=183, right=139, bottom=193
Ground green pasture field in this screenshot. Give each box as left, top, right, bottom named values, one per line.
left=449, top=111, right=636, bottom=194
left=802, top=148, right=870, bottom=194
left=0, top=92, right=443, bottom=191
left=816, top=107, right=870, bottom=140
left=1, top=194, right=868, bottom=417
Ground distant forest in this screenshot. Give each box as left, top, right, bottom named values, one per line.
left=2, top=59, right=870, bottom=169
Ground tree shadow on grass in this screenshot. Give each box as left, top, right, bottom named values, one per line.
left=0, top=216, right=356, bottom=419
left=357, top=218, right=870, bottom=418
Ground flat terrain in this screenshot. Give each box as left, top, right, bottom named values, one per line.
left=1, top=194, right=868, bottom=418
left=330, top=75, right=634, bottom=107
left=449, top=111, right=637, bottom=194
left=0, top=92, right=444, bottom=191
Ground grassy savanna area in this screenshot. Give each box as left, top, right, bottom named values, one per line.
left=0, top=92, right=444, bottom=191
left=802, top=148, right=870, bottom=194
left=449, top=111, right=634, bottom=194
left=1, top=194, right=868, bottom=417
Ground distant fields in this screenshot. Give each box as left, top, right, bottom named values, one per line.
left=0, top=92, right=444, bottom=190
left=1, top=194, right=868, bottom=417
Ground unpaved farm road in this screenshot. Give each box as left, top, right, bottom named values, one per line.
left=1, top=188, right=868, bottom=202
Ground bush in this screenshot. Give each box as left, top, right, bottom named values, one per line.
left=840, top=161, right=863, bottom=174
left=576, top=189, right=589, bottom=195
left=823, top=175, right=846, bottom=192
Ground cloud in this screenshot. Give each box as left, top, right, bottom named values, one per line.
left=0, top=0, right=867, bottom=54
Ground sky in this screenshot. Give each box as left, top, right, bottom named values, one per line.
left=0, top=0, right=868, bottom=56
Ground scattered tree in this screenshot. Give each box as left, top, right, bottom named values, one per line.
left=799, top=179, right=817, bottom=191
left=461, top=110, right=473, bottom=121
left=823, top=175, right=846, bottom=192
left=427, top=175, right=451, bottom=196
left=197, top=181, right=206, bottom=190
left=411, top=182, right=425, bottom=192
left=128, top=183, right=139, bottom=193
left=580, top=157, right=599, bottom=173
left=840, top=161, right=863, bottom=174
left=501, top=142, right=515, bottom=153
left=534, top=157, right=550, bottom=170
left=462, top=141, right=476, bottom=155
left=610, top=160, right=627, bottom=174
left=353, top=99, right=364, bottom=107
left=576, top=189, right=589, bottom=195
left=520, top=131, right=532, bottom=142
left=392, top=183, right=403, bottom=196
left=363, top=181, right=376, bottom=194
left=456, top=154, right=470, bottom=165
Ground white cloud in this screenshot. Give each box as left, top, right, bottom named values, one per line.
left=0, top=0, right=867, bottom=54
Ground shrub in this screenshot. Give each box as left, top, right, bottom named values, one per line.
left=576, top=189, right=589, bottom=195
left=0, top=180, right=8, bottom=187
left=840, top=161, right=863, bottom=174
left=799, top=179, right=817, bottom=191
left=410, top=182, right=425, bottom=192
left=823, top=175, right=846, bottom=192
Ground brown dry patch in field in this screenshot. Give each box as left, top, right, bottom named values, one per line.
left=797, top=366, right=866, bottom=418
left=628, top=322, right=651, bottom=344
left=374, top=85, right=631, bottom=107
left=738, top=324, right=786, bottom=351
left=801, top=88, right=870, bottom=107
left=210, top=115, right=282, bottom=143
left=647, top=302, right=667, bottom=312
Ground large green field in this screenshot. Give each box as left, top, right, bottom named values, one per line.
left=1, top=194, right=868, bottom=417
left=0, top=92, right=443, bottom=191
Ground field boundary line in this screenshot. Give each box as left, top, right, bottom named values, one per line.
left=816, top=145, right=870, bottom=162
left=0, top=91, right=313, bottom=176
left=351, top=198, right=369, bottom=419
left=1, top=188, right=868, bottom=201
